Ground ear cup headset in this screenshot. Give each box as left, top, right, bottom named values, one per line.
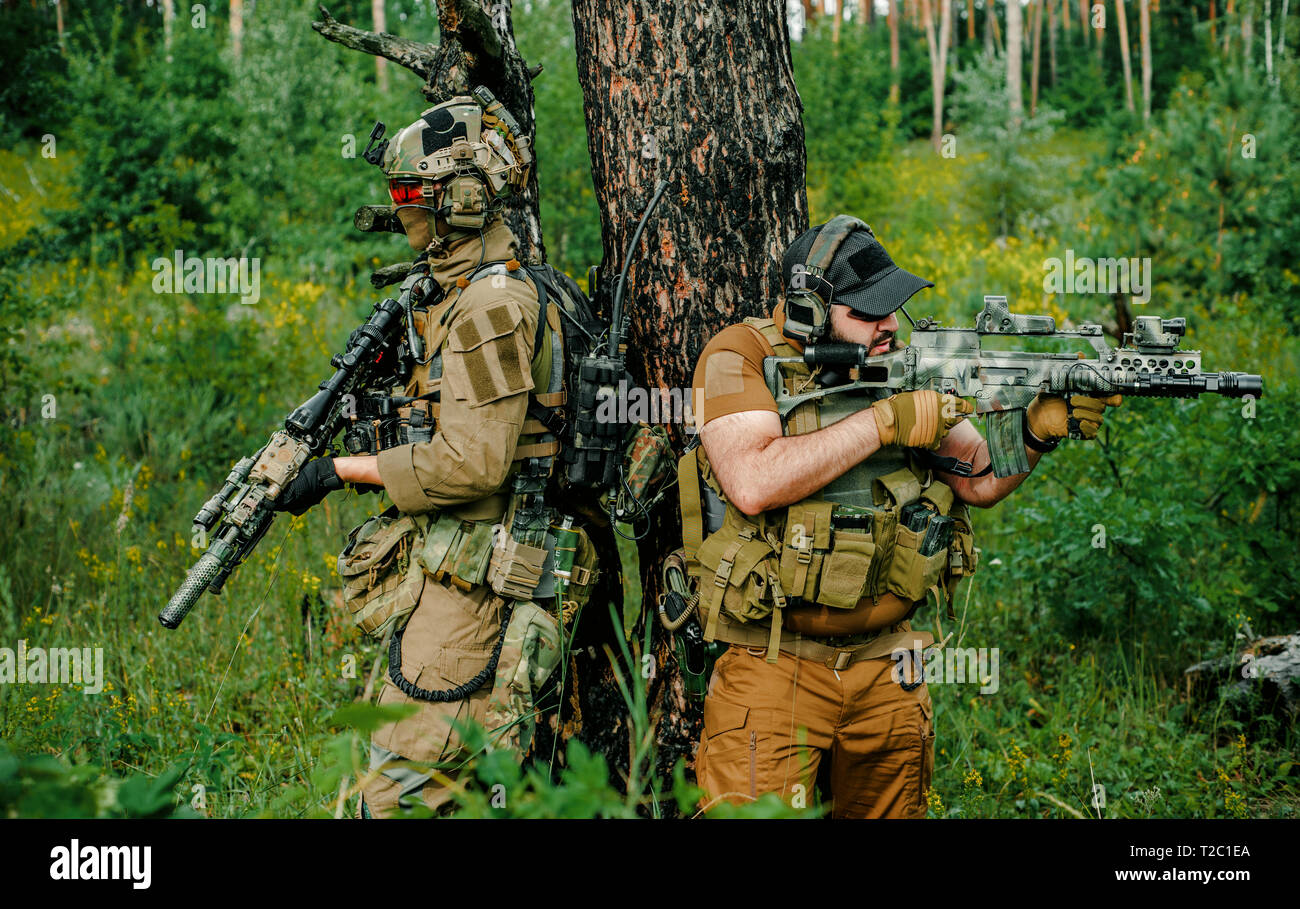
left=781, top=215, right=873, bottom=344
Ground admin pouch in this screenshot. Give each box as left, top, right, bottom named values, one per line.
left=338, top=512, right=428, bottom=639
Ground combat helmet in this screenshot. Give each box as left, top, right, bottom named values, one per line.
left=379, top=87, right=533, bottom=235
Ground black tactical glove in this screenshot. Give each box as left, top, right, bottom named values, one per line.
left=274, top=458, right=344, bottom=516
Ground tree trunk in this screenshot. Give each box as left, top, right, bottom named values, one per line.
left=1030, top=0, right=1043, bottom=116
left=1062, top=0, right=1071, bottom=33
left=833, top=0, right=843, bottom=42
left=985, top=0, right=996, bottom=56
left=163, top=0, right=174, bottom=50
left=1095, top=0, right=1105, bottom=62
left=967, top=0, right=976, bottom=40
left=1280, top=0, right=1289, bottom=58
left=924, top=0, right=952, bottom=149
left=1265, top=0, right=1273, bottom=77
left=1116, top=0, right=1135, bottom=112
left=312, top=1, right=546, bottom=260
left=890, top=0, right=902, bottom=99
left=372, top=0, right=388, bottom=92
left=231, top=0, right=244, bottom=60
left=1242, top=0, right=1254, bottom=65
left=55, top=0, right=64, bottom=48
left=1008, top=0, right=1024, bottom=123
left=1139, top=0, right=1151, bottom=120
left=1210, top=0, right=1217, bottom=45
left=1079, top=0, right=1090, bottom=41
left=570, top=0, right=808, bottom=796
left=1048, top=0, right=1058, bottom=85
left=1225, top=0, right=1234, bottom=54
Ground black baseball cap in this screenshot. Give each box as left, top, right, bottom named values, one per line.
left=782, top=220, right=934, bottom=318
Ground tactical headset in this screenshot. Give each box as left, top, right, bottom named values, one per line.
left=782, top=215, right=873, bottom=345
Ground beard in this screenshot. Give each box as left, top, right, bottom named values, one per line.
left=829, top=321, right=897, bottom=355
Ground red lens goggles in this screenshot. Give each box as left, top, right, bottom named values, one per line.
left=388, top=180, right=425, bottom=206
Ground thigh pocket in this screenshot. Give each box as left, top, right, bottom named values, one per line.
left=918, top=694, right=935, bottom=813
left=700, top=699, right=758, bottom=800
left=374, top=647, right=494, bottom=764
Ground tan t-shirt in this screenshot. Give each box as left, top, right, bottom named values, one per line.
left=691, top=302, right=803, bottom=429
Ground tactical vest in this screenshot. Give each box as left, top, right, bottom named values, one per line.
left=679, top=318, right=978, bottom=662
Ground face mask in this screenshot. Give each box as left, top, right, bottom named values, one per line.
left=396, top=206, right=433, bottom=252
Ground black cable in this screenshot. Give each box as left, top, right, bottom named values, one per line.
left=387, top=601, right=514, bottom=702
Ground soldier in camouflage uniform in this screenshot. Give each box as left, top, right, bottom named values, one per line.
left=275, top=96, right=566, bottom=816
left=681, top=216, right=1121, bottom=817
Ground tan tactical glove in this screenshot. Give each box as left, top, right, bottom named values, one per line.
left=871, top=390, right=974, bottom=450
left=1026, top=392, right=1123, bottom=442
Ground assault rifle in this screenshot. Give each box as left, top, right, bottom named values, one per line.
left=769, top=295, right=1263, bottom=478
left=158, top=266, right=437, bottom=629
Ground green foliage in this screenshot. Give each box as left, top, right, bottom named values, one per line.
left=950, top=53, right=1067, bottom=238
left=0, top=0, right=1295, bottom=820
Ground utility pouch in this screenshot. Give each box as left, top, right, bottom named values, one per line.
left=338, top=514, right=427, bottom=639
left=451, top=522, right=496, bottom=589
left=778, top=500, right=832, bottom=602
left=886, top=524, right=950, bottom=602
left=416, top=514, right=494, bottom=590
left=488, top=532, right=549, bottom=600
left=695, top=519, right=776, bottom=641
left=553, top=522, right=599, bottom=624
left=814, top=530, right=878, bottom=609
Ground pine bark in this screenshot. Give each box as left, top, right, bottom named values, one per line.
left=570, top=0, right=809, bottom=798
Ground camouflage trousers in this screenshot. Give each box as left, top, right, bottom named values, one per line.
left=361, top=576, right=561, bottom=818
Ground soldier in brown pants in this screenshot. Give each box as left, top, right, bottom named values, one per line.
left=682, top=216, right=1122, bottom=817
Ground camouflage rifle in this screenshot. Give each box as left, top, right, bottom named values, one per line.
left=159, top=268, right=436, bottom=630
left=766, top=295, right=1264, bottom=478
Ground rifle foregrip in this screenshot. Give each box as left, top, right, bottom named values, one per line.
left=160, top=551, right=223, bottom=629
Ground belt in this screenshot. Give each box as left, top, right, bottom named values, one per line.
left=708, top=617, right=934, bottom=671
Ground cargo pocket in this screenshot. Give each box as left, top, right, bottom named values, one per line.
left=338, top=515, right=426, bottom=639
left=374, top=645, right=494, bottom=765
left=814, top=530, right=877, bottom=610
left=699, top=699, right=757, bottom=801
left=885, top=526, right=948, bottom=603
left=918, top=695, right=935, bottom=814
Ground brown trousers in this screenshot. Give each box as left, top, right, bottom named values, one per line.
left=362, top=576, right=504, bottom=817
left=693, top=644, right=935, bottom=819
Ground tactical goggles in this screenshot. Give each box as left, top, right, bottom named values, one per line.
left=388, top=179, right=426, bottom=206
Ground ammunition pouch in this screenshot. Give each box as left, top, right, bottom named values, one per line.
left=338, top=513, right=428, bottom=639
left=488, top=533, right=549, bottom=600
left=416, top=512, right=496, bottom=590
